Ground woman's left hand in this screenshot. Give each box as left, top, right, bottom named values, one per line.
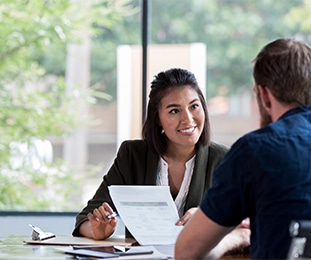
left=175, top=207, right=198, bottom=226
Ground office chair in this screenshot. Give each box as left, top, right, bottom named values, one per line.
left=287, top=220, right=311, bottom=259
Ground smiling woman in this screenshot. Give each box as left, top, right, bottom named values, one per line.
left=70, top=68, right=250, bottom=258
left=73, top=68, right=228, bottom=238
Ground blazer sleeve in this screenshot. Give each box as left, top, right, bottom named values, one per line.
left=72, top=140, right=153, bottom=237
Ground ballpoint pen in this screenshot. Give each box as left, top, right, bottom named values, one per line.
left=106, top=212, right=118, bottom=219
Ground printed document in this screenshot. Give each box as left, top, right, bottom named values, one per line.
left=109, top=185, right=183, bottom=245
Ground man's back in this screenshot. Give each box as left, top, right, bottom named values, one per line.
left=175, top=38, right=311, bottom=260
left=200, top=105, right=311, bottom=258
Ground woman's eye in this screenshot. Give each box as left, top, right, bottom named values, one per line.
left=191, top=104, right=199, bottom=110
left=169, top=109, right=179, bottom=114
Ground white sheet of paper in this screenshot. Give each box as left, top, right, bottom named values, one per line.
left=109, top=185, right=183, bottom=245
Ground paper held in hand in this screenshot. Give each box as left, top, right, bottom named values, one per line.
left=108, top=185, right=183, bottom=246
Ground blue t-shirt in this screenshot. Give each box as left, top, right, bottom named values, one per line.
left=200, top=105, right=311, bottom=259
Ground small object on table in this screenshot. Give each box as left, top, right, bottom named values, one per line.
left=29, top=224, right=56, bottom=241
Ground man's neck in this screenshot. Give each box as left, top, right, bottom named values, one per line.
left=271, top=100, right=301, bottom=122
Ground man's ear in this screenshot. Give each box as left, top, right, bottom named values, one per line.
left=258, top=85, right=272, bottom=111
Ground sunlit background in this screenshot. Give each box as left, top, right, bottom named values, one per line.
left=1, top=0, right=310, bottom=212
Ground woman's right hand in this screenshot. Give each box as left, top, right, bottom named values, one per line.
left=83, top=202, right=118, bottom=240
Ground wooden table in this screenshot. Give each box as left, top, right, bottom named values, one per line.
left=0, top=234, right=251, bottom=259
left=0, top=235, right=171, bottom=259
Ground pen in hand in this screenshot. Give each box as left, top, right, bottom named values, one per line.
left=106, top=212, right=118, bottom=219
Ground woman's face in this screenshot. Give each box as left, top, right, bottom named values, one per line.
left=158, top=86, right=205, bottom=150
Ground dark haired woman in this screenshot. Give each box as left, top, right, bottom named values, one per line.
left=73, top=68, right=249, bottom=257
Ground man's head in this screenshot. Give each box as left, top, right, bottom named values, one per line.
left=253, top=38, right=311, bottom=127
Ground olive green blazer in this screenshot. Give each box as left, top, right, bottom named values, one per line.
left=73, top=139, right=228, bottom=236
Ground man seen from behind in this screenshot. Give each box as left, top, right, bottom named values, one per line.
left=175, top=38, right=311, bottom=259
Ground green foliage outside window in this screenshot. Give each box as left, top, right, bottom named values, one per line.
left=0, top=0, right=134, bottom=211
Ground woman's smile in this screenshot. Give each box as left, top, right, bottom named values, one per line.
left=178, top=126, right=196, bottom=135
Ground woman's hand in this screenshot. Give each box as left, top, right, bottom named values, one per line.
left=82, top=202, right=118, bottom=240
left=175, top=207, right=198, bottom=226
left=237, top=217, right=250, bottom=229
left=206, top=219, right=251, bottom=259
left=221, top=226, right=251, bottom=255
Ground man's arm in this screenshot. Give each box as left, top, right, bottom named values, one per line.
left=175, top=208, right=233, bottom=260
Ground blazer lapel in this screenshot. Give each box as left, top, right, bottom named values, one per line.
left=144, top=147, right=159, bottom=185
left=184, top=146, right=210, bottom=211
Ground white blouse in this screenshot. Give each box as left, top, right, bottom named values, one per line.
left=156, top=155, right=196, bottom=217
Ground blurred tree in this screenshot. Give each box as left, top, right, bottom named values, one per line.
left=39, top=0, right=139, bottom=103
left=148, top=0, right=307, bottom=97
left=284, top=0, right=311, bottom=33
left=0, top=0, right=134, bottom=211
left=44, top=0, right=307, bottom=100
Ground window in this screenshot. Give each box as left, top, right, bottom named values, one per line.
left=1, top=0, right=309, bottom=211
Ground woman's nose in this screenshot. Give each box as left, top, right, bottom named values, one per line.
left=180, top=110, right=192, bottom=122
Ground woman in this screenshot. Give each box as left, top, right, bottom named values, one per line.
left=72, top=69, right=249, bottom=256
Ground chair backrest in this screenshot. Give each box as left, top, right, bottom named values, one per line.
left=287, top=220, right=311, bottom=259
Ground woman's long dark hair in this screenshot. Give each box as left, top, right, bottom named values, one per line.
left=142, top=68, right=210, bottom=155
